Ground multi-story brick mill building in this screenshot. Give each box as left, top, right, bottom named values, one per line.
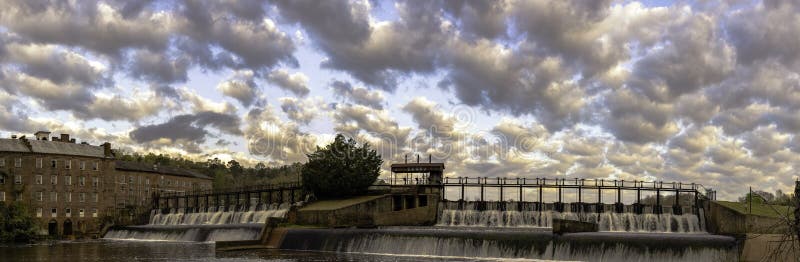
left=0, top=131, right=212, bottom=237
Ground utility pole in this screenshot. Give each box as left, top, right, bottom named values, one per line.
left=749, top=186, right=752, bottom=215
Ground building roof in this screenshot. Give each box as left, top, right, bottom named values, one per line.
left=0, top=138, right=111, bottom=158
left=114, top=160, right=212, bottom=180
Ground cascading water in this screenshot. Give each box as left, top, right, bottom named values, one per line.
left=437, top=201, right=704, bottom=233
left=104, top=202, right=293, bottom=242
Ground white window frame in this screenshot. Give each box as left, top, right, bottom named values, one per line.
left=36, top=208, right=42, bottom=218
left=14, top=158, right=22, bottom=168
left=14, top=175, right=22, bottom=184
left=51, top=159, right=57, bottom=168
left=65, top=208, right=71, bottom=218
left=35, top=175, right=42, bottom=185
left=92, top=177, right=99, bottom=187
left=36, top=158, right=42, bottom=169
left=0, top=191, right=5, bottom=202
left=93, top=193, right=98, bottom=203
left=79, top=176, right=85, bottom=186
left=80, top=161, right=86, bottom=170
left=65, top=160, right=71, bottom=169
left=0, top=175, right=4, bottom=184
left=65, top=192, right=71, bottom=202
left=36, top=192, right=43, bottom=202
left=65, top=175, right=72, bottom=186
left=79, top=192, right=85, bottom=202
left=51, top=175, right=58, bottom=185
left=92, top=208, right=98, bottom=218
left=50, top=192, right=57, bottom=202
left=79, top=209, right=85, bottom=218
left=92, top=162, right=99, bottom=171
left=51, top=208, right=57, bottom=218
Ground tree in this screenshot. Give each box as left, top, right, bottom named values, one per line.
left=228, top=159, right=243, bottom=176
left=302, top=134, right=383, bottom=198
left=0, top=202, right=37, bottom=242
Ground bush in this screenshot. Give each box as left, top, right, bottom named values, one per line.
left=0, top=202, right=38, bottom=242
left=302, top=134, right=383, bottom=198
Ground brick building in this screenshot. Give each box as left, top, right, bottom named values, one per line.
left=0, top=132, right=212, bottom=237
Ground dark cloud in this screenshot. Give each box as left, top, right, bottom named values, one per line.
left=330, top=80, right=384, bottom=109
left=130, top=111, right=242, bottom=143
left=266, top=69, right=309, bottom=96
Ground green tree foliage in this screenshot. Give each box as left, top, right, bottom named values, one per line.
left=114, top=151, right=302, bottom=189
left=0, top=202, right=37, bottom=242
left=302, top=134, right=383, bottom=198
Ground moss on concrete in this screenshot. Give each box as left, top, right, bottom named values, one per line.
left=715, top=201, right=793, bottom=219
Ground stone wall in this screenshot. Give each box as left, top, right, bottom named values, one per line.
left=705, top=201, right=788, bottom=235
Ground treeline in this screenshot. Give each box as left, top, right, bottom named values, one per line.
left=738, top=189, right=795, bottom=206
left=116, top=152, right=301, bottom=189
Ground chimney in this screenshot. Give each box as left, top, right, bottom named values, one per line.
left=11, top=135, right=17, bottom=139
left=60, top=134, right=70, bottom=143
left=102, top=142, right=112, bottom=157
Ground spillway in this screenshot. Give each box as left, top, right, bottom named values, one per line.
left=437, top=201, right=704, bottom=233
left=104, top=203, right=290, bottom=242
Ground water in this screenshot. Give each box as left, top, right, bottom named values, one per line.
left=104, top=203, right=291, bottom=242
left=280, top=227, right=739, bottom=261
left=437, top=202, right=703, bottom=233
left=149, top=203, right=290, bottom=225
left=0, top=240, right=556, bottom=261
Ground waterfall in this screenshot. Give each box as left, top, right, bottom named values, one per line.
left=437, top=202, right=704, bottom=233
left=105, top=202, right=293, bottom=242
left=148, top=203, right=290, bottom=226
left=279, top=228, right=739, bottom=262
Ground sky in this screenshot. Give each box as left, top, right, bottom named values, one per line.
left=1, top=0, right=799, bottom=201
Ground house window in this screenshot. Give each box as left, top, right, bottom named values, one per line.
left=129, top=176, right=134, bottom=184
left=65, top=208, right=71, bottom=218
left=36, top=158, right=42, bottom=169
left=65, top=192, right=71, bottom=202
left=65, top=160, right=71, bottom=169
left=0, top=176, right=4, bottom=184
left=0, top=191, right=5, bottom=202
left=0, top=158, right=4, bottom=167
left=92, top=208, right=98, bottom=218
left=145, top=179, right=150, bottom=185
left=51, top=208, right=57, bottom=218
left=92, top=162, right=99, bottom=171
left=92, top=193, right=98, bottom=202
left=50, top=192, right=57, bottom=202
left=51, top=175, right=58, bottom=185
left=36, top=192, right=43, bottom=202
left=92, top=177, right=99, bottom=187
left=80, top=161, right=86, bottom=170
left=79, top=193, right=85, bottom=202
left=14, top=158, right=22, bottom=168
left=79, top=176, right=85, bottom=186
left=79, top=209, right=85, bottom=218
left=35, top=175, right=42, bottom=185
left=36, top=208, right=42, bottom=218
left=51, top=160, right=57, bottom=168
left=14, top=175, right=22, bottom=184
left=65, top=176, right=72, bottom=186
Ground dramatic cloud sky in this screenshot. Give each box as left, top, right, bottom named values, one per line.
left=1, top=0, right=799, bottom=200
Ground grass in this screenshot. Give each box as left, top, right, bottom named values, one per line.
left=715, top=201, right=794, bottom=219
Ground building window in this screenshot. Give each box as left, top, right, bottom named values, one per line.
left=51, top=159, right=57, bottom=168
left=79, top=209, right=85, bottom=218
left=14, top=175, right=22, bottom=184
left=36, top=158, right=42, bottom=169
left=14, top=158, right=22, bottom=168
left=36, top=208, right=42, bottom=218
left=129, top=176, right=134, bottom=184
left=79, top=176, right=85, bottom=186
left=36, top=192, right=43, bottom=202
left=92, top=193, right=98, bottom=203
left=65, top=192, right=71, bottom=202
left=92, top=177, right=99, bottom=187
left=145, top=178, right=150, bottom=185
left=65, top=160, right=71, bottom=169
left=92, top=208, right=98, bottom=218
left=92, top=162, right=99, bottom=171
left=80, top=161, right=86, bottom=170
left=0, top=191, right=4, bottom=202
left=65, top=208, right=71, bottom=218
left=50, top=192, right=57, bottom=202
left=65, top=176, right=72, bottom=186
left=0, top=176, right=4, bottom=184
left=51, top=175, right=58, bottom=185
left=79, top=193, right=85, bottom=202
left=51, top=208, right=57, bottom=218
left=35, top=175, right=42, bottom=185
left=0, top=158, right=4, bottom=167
